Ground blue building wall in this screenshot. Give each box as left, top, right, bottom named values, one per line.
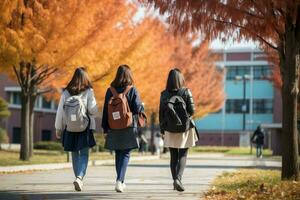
left=196, top=113, right=273, bottom=131
left=226, top=80, right=273, bottom=99
left=196, top=50, right=274, bottom=133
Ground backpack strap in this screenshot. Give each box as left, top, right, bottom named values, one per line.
left=109, top=87, right=119, bottom=98
left=123, top=85, right=133, bottom=95
left=177, top=88, right=187, bottom=97
left=110, top=86, right=133, bottom=97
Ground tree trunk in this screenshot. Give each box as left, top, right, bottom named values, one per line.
left=29, top=95, right=36, bottom=157
left=20, top=93, right=30, bottom=161
left=281, top=38, right=299, bottom=180
left=14, top=61, right=56, bottom=161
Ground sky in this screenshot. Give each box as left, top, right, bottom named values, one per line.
left=210, top=39, right=260, bottom=50
left=133, top=3, right=261, bottom=50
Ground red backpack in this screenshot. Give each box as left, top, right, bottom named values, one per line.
left=108, top=86, right=133, bottom=129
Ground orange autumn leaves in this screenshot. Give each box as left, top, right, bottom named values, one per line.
left=0, top=0, right=225, bottom=118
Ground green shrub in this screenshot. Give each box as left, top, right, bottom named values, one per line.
left=34, top=141, right=63, bottom=151
left=94, top=133, right=106, bottom=152
left=0, top=128, right=9, bottom=144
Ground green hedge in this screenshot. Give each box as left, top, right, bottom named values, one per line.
left=0, top=128, right=8, bottom=144
left=34, top=141, right=63, bottom=151
left=94, top=133, right=106, bottom=152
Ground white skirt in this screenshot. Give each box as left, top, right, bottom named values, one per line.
left=164, top=128, right=198, bottom=149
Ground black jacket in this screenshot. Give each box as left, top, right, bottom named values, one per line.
left=251, top=128, right=264, bottom=145
left=159, top=87, right=195, bottom=134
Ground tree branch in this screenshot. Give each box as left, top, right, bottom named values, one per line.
left=13, top=65, right=22, bottom=87
left=37, top=88, right=53, bottom=95
left=212, top=18, right=278, bottom=51
left=221, top=3, right=264, bottom=20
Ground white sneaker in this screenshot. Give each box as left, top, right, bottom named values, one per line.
left=122, top=182, right=126, bottom=189
left=115, top=181, right=124, bottom=193
left=73, top=177, right=83, bottom=191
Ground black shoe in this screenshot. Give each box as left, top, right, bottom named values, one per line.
left=173, top=179, right=185, bottom=192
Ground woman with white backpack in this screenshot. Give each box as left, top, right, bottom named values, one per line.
left=55, top=67, right=99, bottom=192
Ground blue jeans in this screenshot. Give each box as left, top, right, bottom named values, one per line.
left=115, top=149, right=131, bottom=182
left=256, top=145, right=263, bottom=157
left=72, top=147, right=89, bottom=179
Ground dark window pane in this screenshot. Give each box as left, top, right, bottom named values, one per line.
left=226, top=99, right=249, bottom=114
left=12, top=92, right=21, bottom=105
left=226, top=66, right=251, bottom=80
left=253, top=99, right=273, bottom=114
left=42, top=98, right=52, bottom=109
left=41, top=130, right=52, bottom=141
left=253, top=66, right=271, bottom=80
left=12, top=127, right=21, bottom=144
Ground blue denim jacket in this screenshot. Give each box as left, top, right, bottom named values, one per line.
left=101, top=86, right=144, bottom=133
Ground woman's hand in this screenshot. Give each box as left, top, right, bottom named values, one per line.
left=56, top=131, right=61, bottom=140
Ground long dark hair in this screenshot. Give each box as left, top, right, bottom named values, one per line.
left=166, top=68, right=185, bottom=91
left=111, top=65, right=134, bottom=88
left=65, top=67, right=92, bottom=95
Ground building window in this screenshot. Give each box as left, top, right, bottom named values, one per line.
left=12, top=127, right=21, bottom=144
left=253, top=66, right=271, bottom=80
left=226, top=66, right=250, bottom=80
left=226, top=99, right=249, bottom=113
left=9, top=92, right=22, bottom=105
left=41, top=130, right=52, bottom=141
left=253, top=99, right=273, bottom=114
left=6, top=88, right=58, bottom=112
left=41, top=97, right=52, bottom=109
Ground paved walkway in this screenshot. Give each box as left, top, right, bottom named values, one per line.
left=0, top=154, right=281, bottom=200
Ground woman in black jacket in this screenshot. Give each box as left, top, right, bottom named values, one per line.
left=102, top=65, right=144, bottom=193
left=251, top=125, right=265, bottom=158
left=159, top=68, right=198, bottom=192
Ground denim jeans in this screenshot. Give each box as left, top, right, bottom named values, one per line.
left=256, top=145, right=263, bottom=157
left=72, top=147, right=89, bottom=179
left=115, top=149, right=131, bottom=182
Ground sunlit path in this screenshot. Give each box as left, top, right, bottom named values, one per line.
left=0, top=154, right=281, bottom=200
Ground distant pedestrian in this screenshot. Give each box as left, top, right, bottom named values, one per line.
left=251, top=125, right=265, bottom=158
left=101, top=65, right=144, bottom=193
left=138, top=129, right=148, bottom=154
left=159, top=68, right=198, bottom=192
left=55, top=67, right=99, bottom=191
left=154, top=132, right=164, bottom=156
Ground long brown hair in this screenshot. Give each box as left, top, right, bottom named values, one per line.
left=65, top=67, right=92, bottom=95
left=166, top=68, right=185, bottom=91
left=111, top=65, right=134, bottom=88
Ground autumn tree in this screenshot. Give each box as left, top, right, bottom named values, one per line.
left=0, top=0, right=225, bottom=162
left=89, top=17, right=225, bottom=117
left=144, top=0, right=300, bottom=180
left=0, top=0, right=138, bottom=160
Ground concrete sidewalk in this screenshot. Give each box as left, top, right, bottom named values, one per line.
left=0, top=155, right=159, bottom=173
left=0, top=154, right=281, bottom=200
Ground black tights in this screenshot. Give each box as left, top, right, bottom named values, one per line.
left=169, top=148, right=188, bottom=181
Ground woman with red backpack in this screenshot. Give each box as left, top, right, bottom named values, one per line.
left=101, top=64, right=144, bottom=193
left=159, top=68, right=199, bottom=192
left=55, top=67, right=99, bottom=192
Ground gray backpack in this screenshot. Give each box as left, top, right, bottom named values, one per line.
left=63, top=91, right=89, bottom=132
